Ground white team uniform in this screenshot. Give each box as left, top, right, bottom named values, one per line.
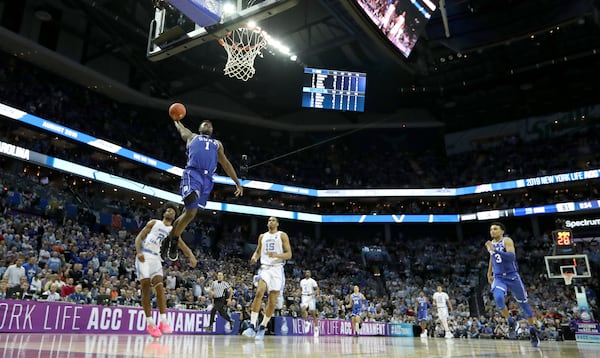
left=257, top=231, right=285, bottom=292
left=432, top=291, right=450, bottom=319
left=135, top=220, right=172, bottom=279
left=300, top=277, right=318, bottom=311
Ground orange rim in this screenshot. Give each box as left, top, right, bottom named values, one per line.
left=218, top=28, right=265, bottom=51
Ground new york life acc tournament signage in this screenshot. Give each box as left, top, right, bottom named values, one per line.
left=273, top=316, right=413, bottom=337
left=0, top=300, right=235, bottom=334
left=0, top=300, right=413, bottom=337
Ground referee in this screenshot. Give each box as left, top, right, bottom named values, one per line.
left=208, top=272, right=234, bottom=331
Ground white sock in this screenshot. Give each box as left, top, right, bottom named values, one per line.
left=260, top=316, right=271, bottom=327
left=250, top=312, right=258, bottom=327
left=160, top=314, right=167, bottom=323
left=146, top=317, right=156, bottom=327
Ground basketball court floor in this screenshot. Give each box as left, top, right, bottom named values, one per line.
left=1, top=333, right=598, bottom=358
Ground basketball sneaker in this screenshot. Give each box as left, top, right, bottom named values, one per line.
left=508, top=318, right=517, bottom=339
left=529, top=326, right=540, bottom=347
left=166, top=236, right=179, bottom=261
left=255, top=325, right=266, bottom=340
left=159, top=321, right=173, bottom=334
left=242, top=324, right=256, bottom=338
left=314, top=326, right=319, bottom=337
left=147, top=324, right=162, bottom=338
left=420, top=329, right=428, bottom=338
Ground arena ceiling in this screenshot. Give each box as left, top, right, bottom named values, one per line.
left=2, top=0, right=600, bottom=132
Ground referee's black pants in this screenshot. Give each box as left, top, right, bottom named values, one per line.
left=210, top=297, right=232, bottom=325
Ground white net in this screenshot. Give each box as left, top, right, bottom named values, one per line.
left=562, top=272, right=574, bottom=285
left=219, top=27, right=268, bottom=81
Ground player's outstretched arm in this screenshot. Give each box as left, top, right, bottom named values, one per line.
left=173, top=120, right=195, bottom=143
left=216, top=140, right=243, bottom=197
left=177, top=237, right=197, bottom=267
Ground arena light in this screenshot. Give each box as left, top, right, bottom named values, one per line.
left=222, top=2, right=236, bottom=15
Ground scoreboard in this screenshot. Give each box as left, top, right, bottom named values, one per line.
left=302, top=68, right=367, bottom=112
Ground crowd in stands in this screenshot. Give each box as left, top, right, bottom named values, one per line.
left=3, top=50, right=600, bottom=218
left=1, top=52, right=600, bottom=341
left=2, top=52, right=600, bottom=191
left=1, top=178, right=599, bottom=340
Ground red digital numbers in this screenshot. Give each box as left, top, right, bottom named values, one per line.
left=556, top=231, right=572, bottom=246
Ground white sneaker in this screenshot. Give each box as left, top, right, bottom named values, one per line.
left=303, top=321, right=311, bottom=334
left=445, top=333, right=453, bottom=339
left=314, top=327, right=319, bottom=337
left=420, top=329, right=427, bottom=338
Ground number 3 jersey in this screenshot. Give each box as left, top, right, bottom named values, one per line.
left=491, top=237, right=519, bottom=275
left=260, top=231, right=285, bottom=266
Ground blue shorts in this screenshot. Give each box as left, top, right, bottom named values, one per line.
left=491, top=272, right=528, bottom=301
left=180, top=169, right=214, bottom=209
left=417, top=310, right=428, bottom=321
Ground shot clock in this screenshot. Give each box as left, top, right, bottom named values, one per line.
left=552, top=228, right=575, bottom=255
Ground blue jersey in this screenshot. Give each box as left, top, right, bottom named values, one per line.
left=186, top=134, right=219, bottom=175
left=491, top=238, right=519, bottom=276
left=417, top=296, right=428, bottom=320
left=351, top=293, right=363, bottom=315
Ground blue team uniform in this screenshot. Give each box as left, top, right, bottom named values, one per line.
left=417, top=296, right=428, bottom=322
left=180, top=134, right=219, bottom=209
left=490, top=238, right=530, bottom=309
left=351, top=293, right=363, bottom=316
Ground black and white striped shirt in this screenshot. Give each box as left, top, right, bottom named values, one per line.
left=211, top=280, right=231, bottom=299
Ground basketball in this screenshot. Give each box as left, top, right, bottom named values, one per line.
left=168, top=102, right=186, bottom=121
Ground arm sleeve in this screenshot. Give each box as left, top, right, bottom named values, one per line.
left=495, top=250, right=516, bottom=262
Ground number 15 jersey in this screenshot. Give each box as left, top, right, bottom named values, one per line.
left=260, top=231, right=284, bottom=266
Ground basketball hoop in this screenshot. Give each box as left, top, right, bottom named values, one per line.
left=218, top=26, right=268, bottom=81
left=562, top=272, right=574, bottom=285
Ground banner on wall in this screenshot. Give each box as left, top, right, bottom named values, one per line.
left=0, top=300, right=238, bottom=334
left=273, top=316, right=412, bottom=337
left=0, top=300, right=414, bottom=338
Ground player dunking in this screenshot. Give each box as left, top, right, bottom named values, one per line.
left=432, top=286, right=453, bottom=338
left=299, top=270, right=320, bottom=336
left=242, top=217, right=292, bottom=340
left=135, top=205, right=197, bottom=338
left=163, top=119, right=243, bottom=261
left=415, top=290, right=430, bottom=338
left=485, top=222, right=540, bottom=347
left=346, top=286, right=365, bottom=337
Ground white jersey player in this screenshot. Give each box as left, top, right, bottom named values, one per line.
left=243, top=217, right=292, bottom=340
left=300, top=270, right=320, bottom=335
left=135, top=205, right=197, bottom=338
left=432, top=285, right=453, bottom=338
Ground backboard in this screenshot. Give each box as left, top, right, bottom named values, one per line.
left=544, top=254, right=592, bottom=283
left=147, top=0, right=300, bottom=61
